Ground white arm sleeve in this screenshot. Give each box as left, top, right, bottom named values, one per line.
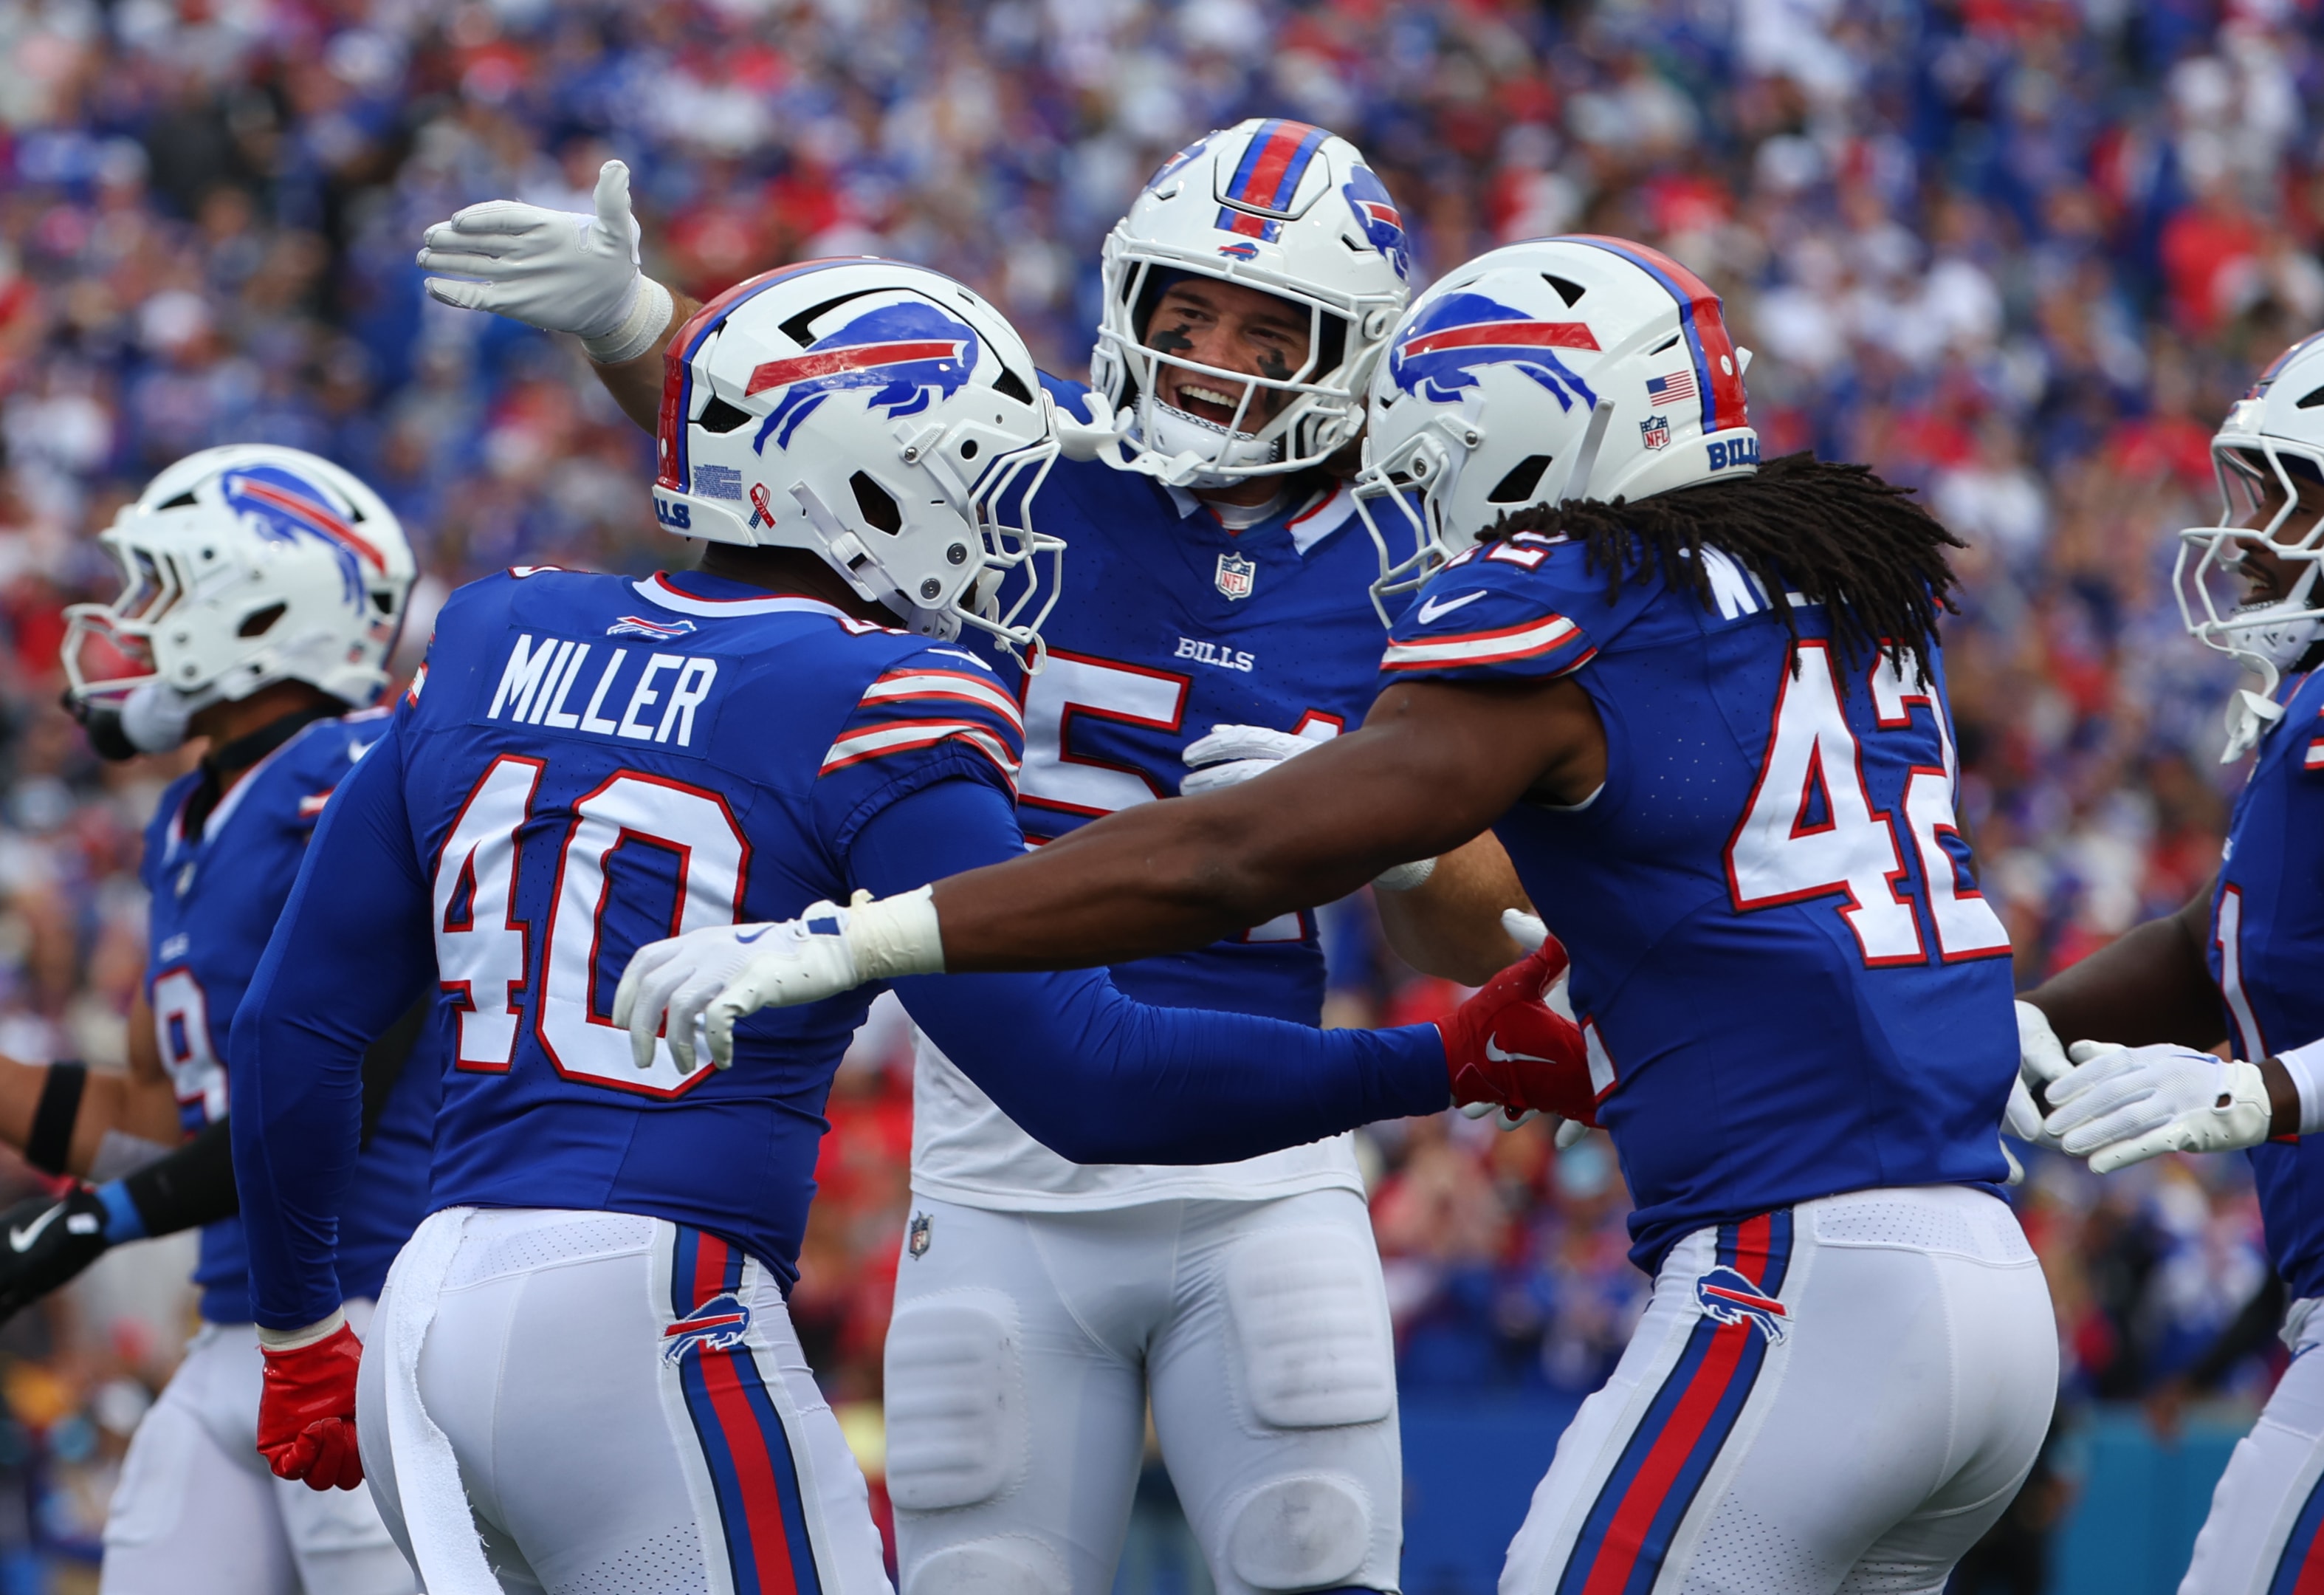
left=2276, top=1037, right=2324, bottom=1136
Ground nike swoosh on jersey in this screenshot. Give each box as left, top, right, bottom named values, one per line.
left=10, top=1202, right=64, bottom=1252
left=1415, top=590, right=1488, bottom=625
left=348, top=741, right=375, bottom=762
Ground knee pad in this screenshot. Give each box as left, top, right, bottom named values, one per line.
left=1223, top=1227, right=1395, bottom=1429
left=1225, top=1473, right=1372, bottom=1591
left=904, top=1535, right=1070, bottom=1595
left=882, top=1291, right=1026, bottom=1512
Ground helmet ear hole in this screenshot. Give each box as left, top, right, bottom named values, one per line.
left=2298, top=386, right=2324, bottom=410
left=1488, top=455, right=1555, bottom=504
left=699, top=397, right=752, bottom=434
left=156, top=490, right=199, bottom=511
left=237, top=603, right=286, bottom=638
left=850, top=472, right=903, bottom=535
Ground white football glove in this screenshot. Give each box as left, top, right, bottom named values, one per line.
left=416, top=160, right=674, bottom=363
left=2042, top=1040, right=2275, bottom=1174
left=1460, top=909, right=1578, bottom=1136
left=1181, top=725, right=1435, bottom=891
left=613, top=888, right=944, bottom=1073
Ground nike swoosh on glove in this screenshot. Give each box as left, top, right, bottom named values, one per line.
left=2041, top=1039, right=2275, bottom=1174
left=1436, top=941, right=1598, bottom=1124
left=258, top=1321, right=365, bottom=1491
left=416, top=160, right=673, bottom=362
left=0, top=1188, right=111, bottom=1322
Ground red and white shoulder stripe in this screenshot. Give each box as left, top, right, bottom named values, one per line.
left=1380, top=614, right=1589, bottom=673
left=819, top=663, right=1026, bottom=788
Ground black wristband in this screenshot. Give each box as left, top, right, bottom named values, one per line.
left=25, top=1063, right=86, bottom=1176
left=120, top=1117, right=239, bottom=1239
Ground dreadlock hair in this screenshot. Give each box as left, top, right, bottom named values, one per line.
left=1486, top=452, right=1965, bottom=682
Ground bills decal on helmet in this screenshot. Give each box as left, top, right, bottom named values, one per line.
left=1564, top=235, right=1749, bottom=436
left=1388, top=292, right=1603, bottom=411
left=1341, top=166, right=1409, bottom=281
left=744, top=301, right=980, bottom=453
left=1215, top=118, right=1330, bottom=241
left=1147, top=136, right=1211, bottom=193
left=656, top=258, right=860, bottom=497
left=221, top=466, right=381, bottom=606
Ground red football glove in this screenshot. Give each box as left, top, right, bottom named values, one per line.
left=257, top=1322, right=365, bottom=1491
left=1436, top=939, right=1598, bottom=1125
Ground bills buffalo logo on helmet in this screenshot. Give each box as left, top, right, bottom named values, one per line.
left=1341, top=166, right=1409, bottom=281
left=746, top=302, right=982, bottom=454
left=661, top=1292, right=753, bottom=1365
left=1217, top=240, right=1260, bottom=261
left=222, top=465, right=386, bottom=607
left=1388, top=292, right=1602, bottom=411
left=1694, top=1265, right=1788, bottom=1345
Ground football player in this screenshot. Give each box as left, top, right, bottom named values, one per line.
left=2017, top=334, right=2324, bottom=1595
left=628, top=238, right=2063, bottom=1594
left=416, top=125, right=1522, bottom=1595
left=225, top=260, right=1586, bottom=1595
left=2, top=446, right=431, bottom=1595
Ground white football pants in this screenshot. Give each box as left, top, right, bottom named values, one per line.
left=1502, top=1184, right=2057, bottom=1595
left=354, top=1207, right=890, bottom=1595
left=100, top=1297, right=415, bottom=1595
left=2178, top=1296, right=2324, bottom=1594
left=885, top=1189, right=1400, bottom=1595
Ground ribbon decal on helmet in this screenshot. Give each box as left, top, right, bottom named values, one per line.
left=748, top=483, right=774, bottom=529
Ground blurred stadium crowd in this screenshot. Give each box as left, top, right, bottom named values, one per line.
left=0, top=0, right=2308, bottom=1574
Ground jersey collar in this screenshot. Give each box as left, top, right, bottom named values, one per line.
left=634, top=572, right=854, bottom=622
left=1156, top=481, right=1358, bottom=558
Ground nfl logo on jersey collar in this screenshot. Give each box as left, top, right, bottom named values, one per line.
left=1217, top=552, right=1257, bottom=600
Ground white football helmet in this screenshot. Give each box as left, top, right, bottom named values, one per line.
left=1355, top=236, right=1760, bottom=620
left=651, top=258, right=1062, bottom=662
left=1089, top=118, right=1412, bottom=488
left=2176, top=330, right=2324, bottom=757
left=62, top=445, right=416, bottom=755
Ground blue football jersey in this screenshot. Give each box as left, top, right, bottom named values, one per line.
left=1381, top=532, right=2018, bottom=1269
left=142, top=714, right=438, bottom=1323
left=2209, top=668, right=2324, bottom=1301
left=396, top=567, right=1030, bottom=1285
left=978, top=377, right=1392, bottom=1024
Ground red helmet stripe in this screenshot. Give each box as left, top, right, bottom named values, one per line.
left=1403, top=320, right=1603, bottom=357
left=231, top=477, right=388, bottom=572
left=1225, top=119, right=1328, bottom=213
left=745, top=340, right=966, bottom=395
left=1562, top=235, right=1750, bottom=435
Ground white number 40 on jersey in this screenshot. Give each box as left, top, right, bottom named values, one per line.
left=1724, top=642, right=2010, bottom=967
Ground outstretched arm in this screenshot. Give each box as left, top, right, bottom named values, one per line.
left=930, top=674, right=1602, bottom=972
left=2022, top=880, right=2225, bottom=1052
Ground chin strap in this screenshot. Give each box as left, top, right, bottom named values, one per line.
left=2222, top=686, right=2287, bottom=763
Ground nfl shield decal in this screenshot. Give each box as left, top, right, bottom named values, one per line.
left=908, top=1211, right=932, bottom=1258
left=1216, top=552, right=1257, bottom=600
left=1639, top=413, right=1671, bottom=451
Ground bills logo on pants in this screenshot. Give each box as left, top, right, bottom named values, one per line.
left=667, top=1228, right=824, bottom=1595
left=1555, top=1211, right=1795, bottom=1595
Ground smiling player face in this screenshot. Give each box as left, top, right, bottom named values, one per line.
left=1142, top=278, right=1314, bottom=435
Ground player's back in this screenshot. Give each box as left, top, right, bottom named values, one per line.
left=142, top=712, right=439, bottom=1323
left=1385, top=532, right=2018, bottom=1268
left=2210, top=666, right=2324, bottom=1300
left=401, top=566, right=1021, bottom=1283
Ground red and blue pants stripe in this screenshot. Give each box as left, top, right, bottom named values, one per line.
left=668, top=1227, right=824, bottom=1595
left=1554, top=1210, right=1795, bottom=1595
